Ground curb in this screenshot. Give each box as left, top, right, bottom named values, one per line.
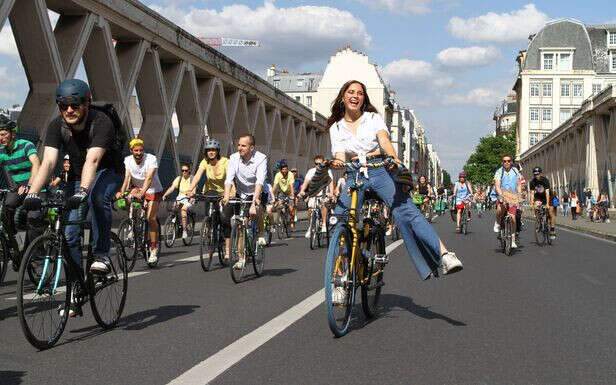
left=522, top=214, right=616, bottom=242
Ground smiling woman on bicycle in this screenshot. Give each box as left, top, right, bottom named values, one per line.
left=188, top=138, right=232, bottom=258
left=327, top=80, right=462, bottom=296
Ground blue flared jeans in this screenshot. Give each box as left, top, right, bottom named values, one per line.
left=334, top=164, right=442, bottom=280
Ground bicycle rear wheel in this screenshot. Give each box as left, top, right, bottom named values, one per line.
left=462, top=210, right=468, bottom=235
left=17, top=234, right=69, bottom=350
left=545, top=216, right=552, bottom=245
left=182, top=214, right=195, bottom=246
left=324, top=225, right=356, bottom=337
left=283, top=210, right=290, bottom=238
left=361, top=228, right=385, bottom=318
left=200, top=221, right=213, bottom=271
left=90, top=232, right=128, bottom=329
left=117, top=219, right=137, bottom=272
left=309, top=212, right=317, bottom=250
left=163, top=214, right=176, bottom=248
left=229, top=225, right=247, bottom=284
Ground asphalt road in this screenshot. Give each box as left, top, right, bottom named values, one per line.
left=1, top=210, right=615, bottom=385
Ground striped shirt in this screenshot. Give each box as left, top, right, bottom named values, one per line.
left=0, top=139, right=37, bottom=188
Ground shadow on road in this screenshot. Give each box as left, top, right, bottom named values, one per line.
left=0, top=370, right=26, bottom=385
left=377, top=294, right=466, bottom=326
left=0, top=305, right=17, bottom=321
left=263, top=268, right=297, bottom=277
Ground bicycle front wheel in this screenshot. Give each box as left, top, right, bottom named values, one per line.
left=229, top=225, right=247, bottom=284
left=182, top=214, right=195, bottom=246
left=324, top=225, right=356, bottom=337
left=361, top=228, right=385, bottom=318
left=0, top=235, right=9, bottom=285
left=252, top=240, right=265, bottom=276
left=118, top=219, right=137, bottom=272
left=309, top=212, right=317, bottom=250
left=504, top=217, right=514, bottom=256
left=535, top=215, right=545, bottom=245
left=200, top=221, right=213, bottom=271
left=163, top=215, right=176, bottom=248
left=17, top=234, right=69, bottom=350
left=90, top=232, right=128, bottom=329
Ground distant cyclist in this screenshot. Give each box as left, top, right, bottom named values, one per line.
left=414, top=175, right=433, bottom=215
left=493, top=154, right=522, bottom=248
left=119, top=138, right=163, bottom=264
left=49, top=154, right=72, bottom=190
left=163, top=162, right=194, bottom=240
left=453, top=172, right=473, bottom=233
left=298, top=154, right=335, bottom=238
left=529, top=166, right=555, bottom=240
left=271, top=160, right=296, bottom=232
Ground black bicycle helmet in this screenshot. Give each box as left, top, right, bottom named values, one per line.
left=532, top=166, right=542, bottom=175
left=204, top=138, right=220, bottom=150
left=55, top=79, right=91, bottom=104
left=0, top=114, right=17, bottom=133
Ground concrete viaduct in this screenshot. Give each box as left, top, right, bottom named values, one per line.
left=519, top=85, right=616, bottom=208
left=0, top=0, right=330, bottom=182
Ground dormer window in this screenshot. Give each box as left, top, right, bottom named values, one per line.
left=542, top=53, right=554, bottom=70
left=609, top=31, right=616, bottom=46
left=541, top=49, right=575, bottom=71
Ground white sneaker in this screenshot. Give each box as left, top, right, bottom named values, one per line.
left=148, top=248, right=159, bottom=264
left=233, top=259, right=245, bottom=270
left=257, top=237, right=267, bottom=246
left=182, top=230, right=188, bottom=239
left=493, top=222, right=501, bottom=233
left=606, top=219, right=611, bottom=223
left=440, top=252, right=463, bottom=275
left=90, top=257, right=110, bottom=275
left=511, top=238, right=517, bottom=249
left=386, top=228, right=392, bottom=236
left=320, top=225, right=327, bottom=233
left=331, top=286, right=347, bottom=305
left=305, top=229, right=311, bottom=239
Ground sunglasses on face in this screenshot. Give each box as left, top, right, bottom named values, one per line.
left=503, top=160, right=512, bottom=163
left=181, top=169, right=189, bottom=172
left=58, top=102, right=82, bottom=111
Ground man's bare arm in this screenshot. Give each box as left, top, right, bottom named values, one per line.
left=29, top=146, right=59, bottom=194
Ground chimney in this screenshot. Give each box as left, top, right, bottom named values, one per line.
left=266, top=64, right=276, bottom=78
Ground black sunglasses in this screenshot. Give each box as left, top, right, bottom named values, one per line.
left=503, top=159, right=512, bottom=163
left=181, top=169, right=189, bottom=172
left=58, top=102, right=82, bottom=111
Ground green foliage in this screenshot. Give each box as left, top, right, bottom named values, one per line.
left=442, top=170, right=452, bottom=188
left=463, top=130, right=516, bottom=186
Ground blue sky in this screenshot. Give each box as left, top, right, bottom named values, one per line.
left=0, top=0, right=614, bottom=173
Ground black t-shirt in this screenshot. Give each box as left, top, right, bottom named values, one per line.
left=45, top=109, right=117, bottom=180
left=53, top=170, right=74, bottom=184
left=437, top=187, right=444, bottom=195
left=529, top=176, right=550, bottom=202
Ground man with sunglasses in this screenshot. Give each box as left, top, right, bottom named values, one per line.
left=297, top=155, right=335, bottom=238
left=493, top=154, right=522, bottom=248
left=163, top=162, right=193, bottom=241
left=25, top=79, right=124, bottom=279
left=119, top=138, right=164, bottom=263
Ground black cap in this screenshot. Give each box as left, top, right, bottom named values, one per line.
left=532, top=166, right=542, bottom=175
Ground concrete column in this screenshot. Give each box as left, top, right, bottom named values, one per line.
left=585, top=119, right=599, bottom=197
left=206, top=79, right=233, bottom=157
left=175, top=64, right=204, bottom=162
left=0, top=0, right=15, bottom=31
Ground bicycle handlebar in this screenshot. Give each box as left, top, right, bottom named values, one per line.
left=318, top=157, right=397, bottom=171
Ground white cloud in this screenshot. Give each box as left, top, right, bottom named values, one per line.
left=437, top=46, right=501, bottom=67
left=148, top=1, right=371, bottom=72
left=0, top=27, right=18, bottom=57
left=382, top=59, right=434, bottom=79
left=448, top=4, right=548, bottom=43
left=443, top=87, right=501, bottom=107
left=352, top=0, right=432, bottom=15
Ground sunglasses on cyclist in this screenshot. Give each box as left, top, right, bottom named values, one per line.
left=58, top=102, right=82, bottom=111
left=181, top=169, right=189, bottom=172
left=503, top=159, right=512, bottom=163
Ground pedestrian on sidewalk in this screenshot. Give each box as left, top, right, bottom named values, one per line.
left=561, top=193, right=569, bottom=217
left=570, top=192, right=578, bottom=220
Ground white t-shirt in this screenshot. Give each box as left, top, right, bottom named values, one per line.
left=304, top=167, right=334, bottom=196
left=124, top=153, right=163, bottom=194
left=337, top=177, right=346, bottom=192
left=329, top=112, right=388, bottom=157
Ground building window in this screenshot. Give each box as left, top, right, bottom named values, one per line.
left=273, top=79, right=280, bottom=89
left=573, top=83, right=583, bottom=97
left=561, top=82, right=570, bottom=97
left=609, top=32, right=616, bottom=46
left=611, top=52, right=616, bottom=71
left=306, top=95, right=312, bottom=107
left=559, top=53, right=572, bottom=70
left=529, top=132, right=540, bottom=147
left=530, top=83, right=540, bottom=97
left=295, top=96, right=301, bottom=102
left=542, top=108, right=552, bottom=122
left=543, top=53, right=554, bottom=70
left=592, top=83, right=602, bottom=94
left=542, top=83, right=552, bottom=97
left=297, top=79, right=304, bottom=87
left=530, top=108, right=539, bottom=122
left=560, top=108, right=572, bottom=123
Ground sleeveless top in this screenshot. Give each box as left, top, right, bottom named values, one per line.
left=418, top=183, right=429, bottom=196
left=455, top=181, right=470, bottom=204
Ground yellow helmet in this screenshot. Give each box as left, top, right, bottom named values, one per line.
left=129, top=138, right=144, bottom=149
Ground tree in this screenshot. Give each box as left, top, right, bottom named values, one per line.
left=442, top=170, right=452, bottom=188
left=463, top=128, right=516, bottom=186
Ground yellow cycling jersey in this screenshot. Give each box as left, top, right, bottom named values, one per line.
left=274, top=171, right=294, bottom=195
left=199, top=157, right=228, bottom=194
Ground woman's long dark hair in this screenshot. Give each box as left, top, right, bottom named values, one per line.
left=327, top=80, right=378, bottom=128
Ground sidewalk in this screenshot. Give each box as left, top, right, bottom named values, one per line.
left=523, top=207, right=616, bottom=242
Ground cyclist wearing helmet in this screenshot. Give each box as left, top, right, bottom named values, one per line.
left=188, top=138, right=231, bottom=258
left=119, top=138, right=164, bottom=264
left=0, top=115, right=45, bottom=250
left=453, top=172, right=474, bottom=233
left=26, top=79, right=124, bottom=279
left=271, top=160, right=296, bottom=232
left=50, top=154, right=72, bottom=190
left=529, top=166, right=556, bottom=239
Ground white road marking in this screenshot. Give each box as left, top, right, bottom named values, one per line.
left=579, top=273, right=603, bottom=286
left=168, top=239, right=404, bottom=385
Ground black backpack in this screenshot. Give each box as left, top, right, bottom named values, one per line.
left=61, top=102, right=127, bottom=172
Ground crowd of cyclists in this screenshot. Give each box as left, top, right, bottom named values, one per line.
left=0, top=77, right=612, bottom=346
